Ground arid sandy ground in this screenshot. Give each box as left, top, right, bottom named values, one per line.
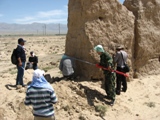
left=0, top=36, right=160, bottom=120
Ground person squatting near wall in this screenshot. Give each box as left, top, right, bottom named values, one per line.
left=24, top=69, right=57, bottom=120
left=59, top=54, right=75, bottom=80
left=113, top=45, right=128, bottom=95
left=16, top=38, right=26, bottom=88
left=94, top=45, right=116, bottom=106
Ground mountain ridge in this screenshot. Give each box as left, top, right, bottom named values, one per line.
left=0, top=22, right=67, bottom=35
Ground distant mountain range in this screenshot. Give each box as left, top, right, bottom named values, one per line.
left=0, top=23, right=68, bottom=35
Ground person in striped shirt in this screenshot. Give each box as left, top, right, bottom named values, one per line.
left=24, top=69, right=58, bottom=120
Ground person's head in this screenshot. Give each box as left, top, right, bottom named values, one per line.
left=30, top=51, right=34, bottom=56
left=33, top=69, right=45, bottom=79
left=62, top=54, right=68, bottom=59
left=94, top=45, right=105, bottom=55
left=116, top=45, right=124, bottom=51
left=18, top=38, right=26, bottom=46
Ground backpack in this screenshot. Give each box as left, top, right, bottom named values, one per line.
left=11, top=48, right=18, bottom=65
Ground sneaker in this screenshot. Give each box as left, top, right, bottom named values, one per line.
left=22, top=84, right=27, bottom=87
left=122, top=88, right=126, bottom=92
left=105, top=96, right=112, bottom=100
left=16, top=85, right=22, bottom=89
left=116, top=90, right=120, bottom=95
left=110, top=100, right=115, bottom=106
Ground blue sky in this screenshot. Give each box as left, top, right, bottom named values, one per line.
left=0, top=0, right=124, bottom=24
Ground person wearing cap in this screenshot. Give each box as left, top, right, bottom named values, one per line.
left=28, top=51, right=38, bottom=70
left=16, top=38, right=26, bottom=87
left=24, top=69, right=57, bottom=120
left=113, top=45, right=128, bottom=95
left=94, top=45, right=116, bottom=106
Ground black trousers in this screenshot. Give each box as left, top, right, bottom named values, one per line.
left=116, top=67, right=127, bottom=94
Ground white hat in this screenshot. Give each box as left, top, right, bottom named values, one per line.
left=33, top=69, right=45, bottom=78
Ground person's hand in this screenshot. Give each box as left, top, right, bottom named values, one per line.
left=108, top=66, right=112, bottom=72
left=112, top=54, right=115, bottom=59
left=18, top=62, right=22, bottom=66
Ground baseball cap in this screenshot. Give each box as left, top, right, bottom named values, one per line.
left=18, top=38, right=26, bottom=44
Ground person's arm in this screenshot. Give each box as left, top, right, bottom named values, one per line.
left=35, top=56, right=38, bottom=63
left=50, top=90, right=58, bottom=104
left=16, top=47, right=22, bottom=66
left=59, top=59, right=63, bottom=71
left=159, top=55, right=160, bottom=62
left=24, top=90, right=31, bottom=105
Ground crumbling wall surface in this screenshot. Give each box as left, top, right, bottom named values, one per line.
left=124, top=0, right=160, bottom=77
left=66, top=0, right=135, bottom=79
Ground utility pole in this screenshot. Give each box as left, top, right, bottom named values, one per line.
left=44, top=24, right=46, bottom=35
left=42, top=24, right=46, bottom=35
left=59, top=23, right=60, bottom=35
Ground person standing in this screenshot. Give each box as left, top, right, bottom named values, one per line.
left=16, top=38, right=26, bottom=87
left=59, top=54, right=75, bottom=80
left=24, top=69, right=57, bottom=120
left=113, top=45, right=128, bottom=95
left=94, top=45, right=116, bottom=106
left=29, top=51, right=38, bottom=70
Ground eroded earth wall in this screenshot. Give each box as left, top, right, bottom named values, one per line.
left=124, top=0, right=160, bottom=77
left=66, top=0, right=135, bottom=79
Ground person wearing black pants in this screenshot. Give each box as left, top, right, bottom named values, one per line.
left=113, top=45, right=128, bottom=95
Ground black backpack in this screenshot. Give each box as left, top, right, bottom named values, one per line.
left=11, top=48, right=18, bottom=65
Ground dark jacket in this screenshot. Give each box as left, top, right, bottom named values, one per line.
left=29, top=56, right=38, bottom=67
left=100, top=52, right=113, bottom=74
left=16, top=45, right=26, bottom=62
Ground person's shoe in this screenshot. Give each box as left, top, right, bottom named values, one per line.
left=16, top=85, right=22, bottom=89
left=105, top=96, right=112, bottom=100
left=116, top=90, right=120, bottom=95
left=109, top=99, right=115, bottom=106
left=122, top=88, right=126, bottom=92
left=22, top=84, right=27, bottom=87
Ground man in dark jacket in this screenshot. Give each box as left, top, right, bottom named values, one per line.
left=16, top=38, right=26, bottom=87
left=94, top=45, right=116, bottom=106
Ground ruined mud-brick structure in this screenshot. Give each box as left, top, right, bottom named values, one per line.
left=65, top=0, right=160, bottom=80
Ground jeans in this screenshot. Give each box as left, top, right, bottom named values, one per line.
left=16, top=62, right=25, bottom=86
